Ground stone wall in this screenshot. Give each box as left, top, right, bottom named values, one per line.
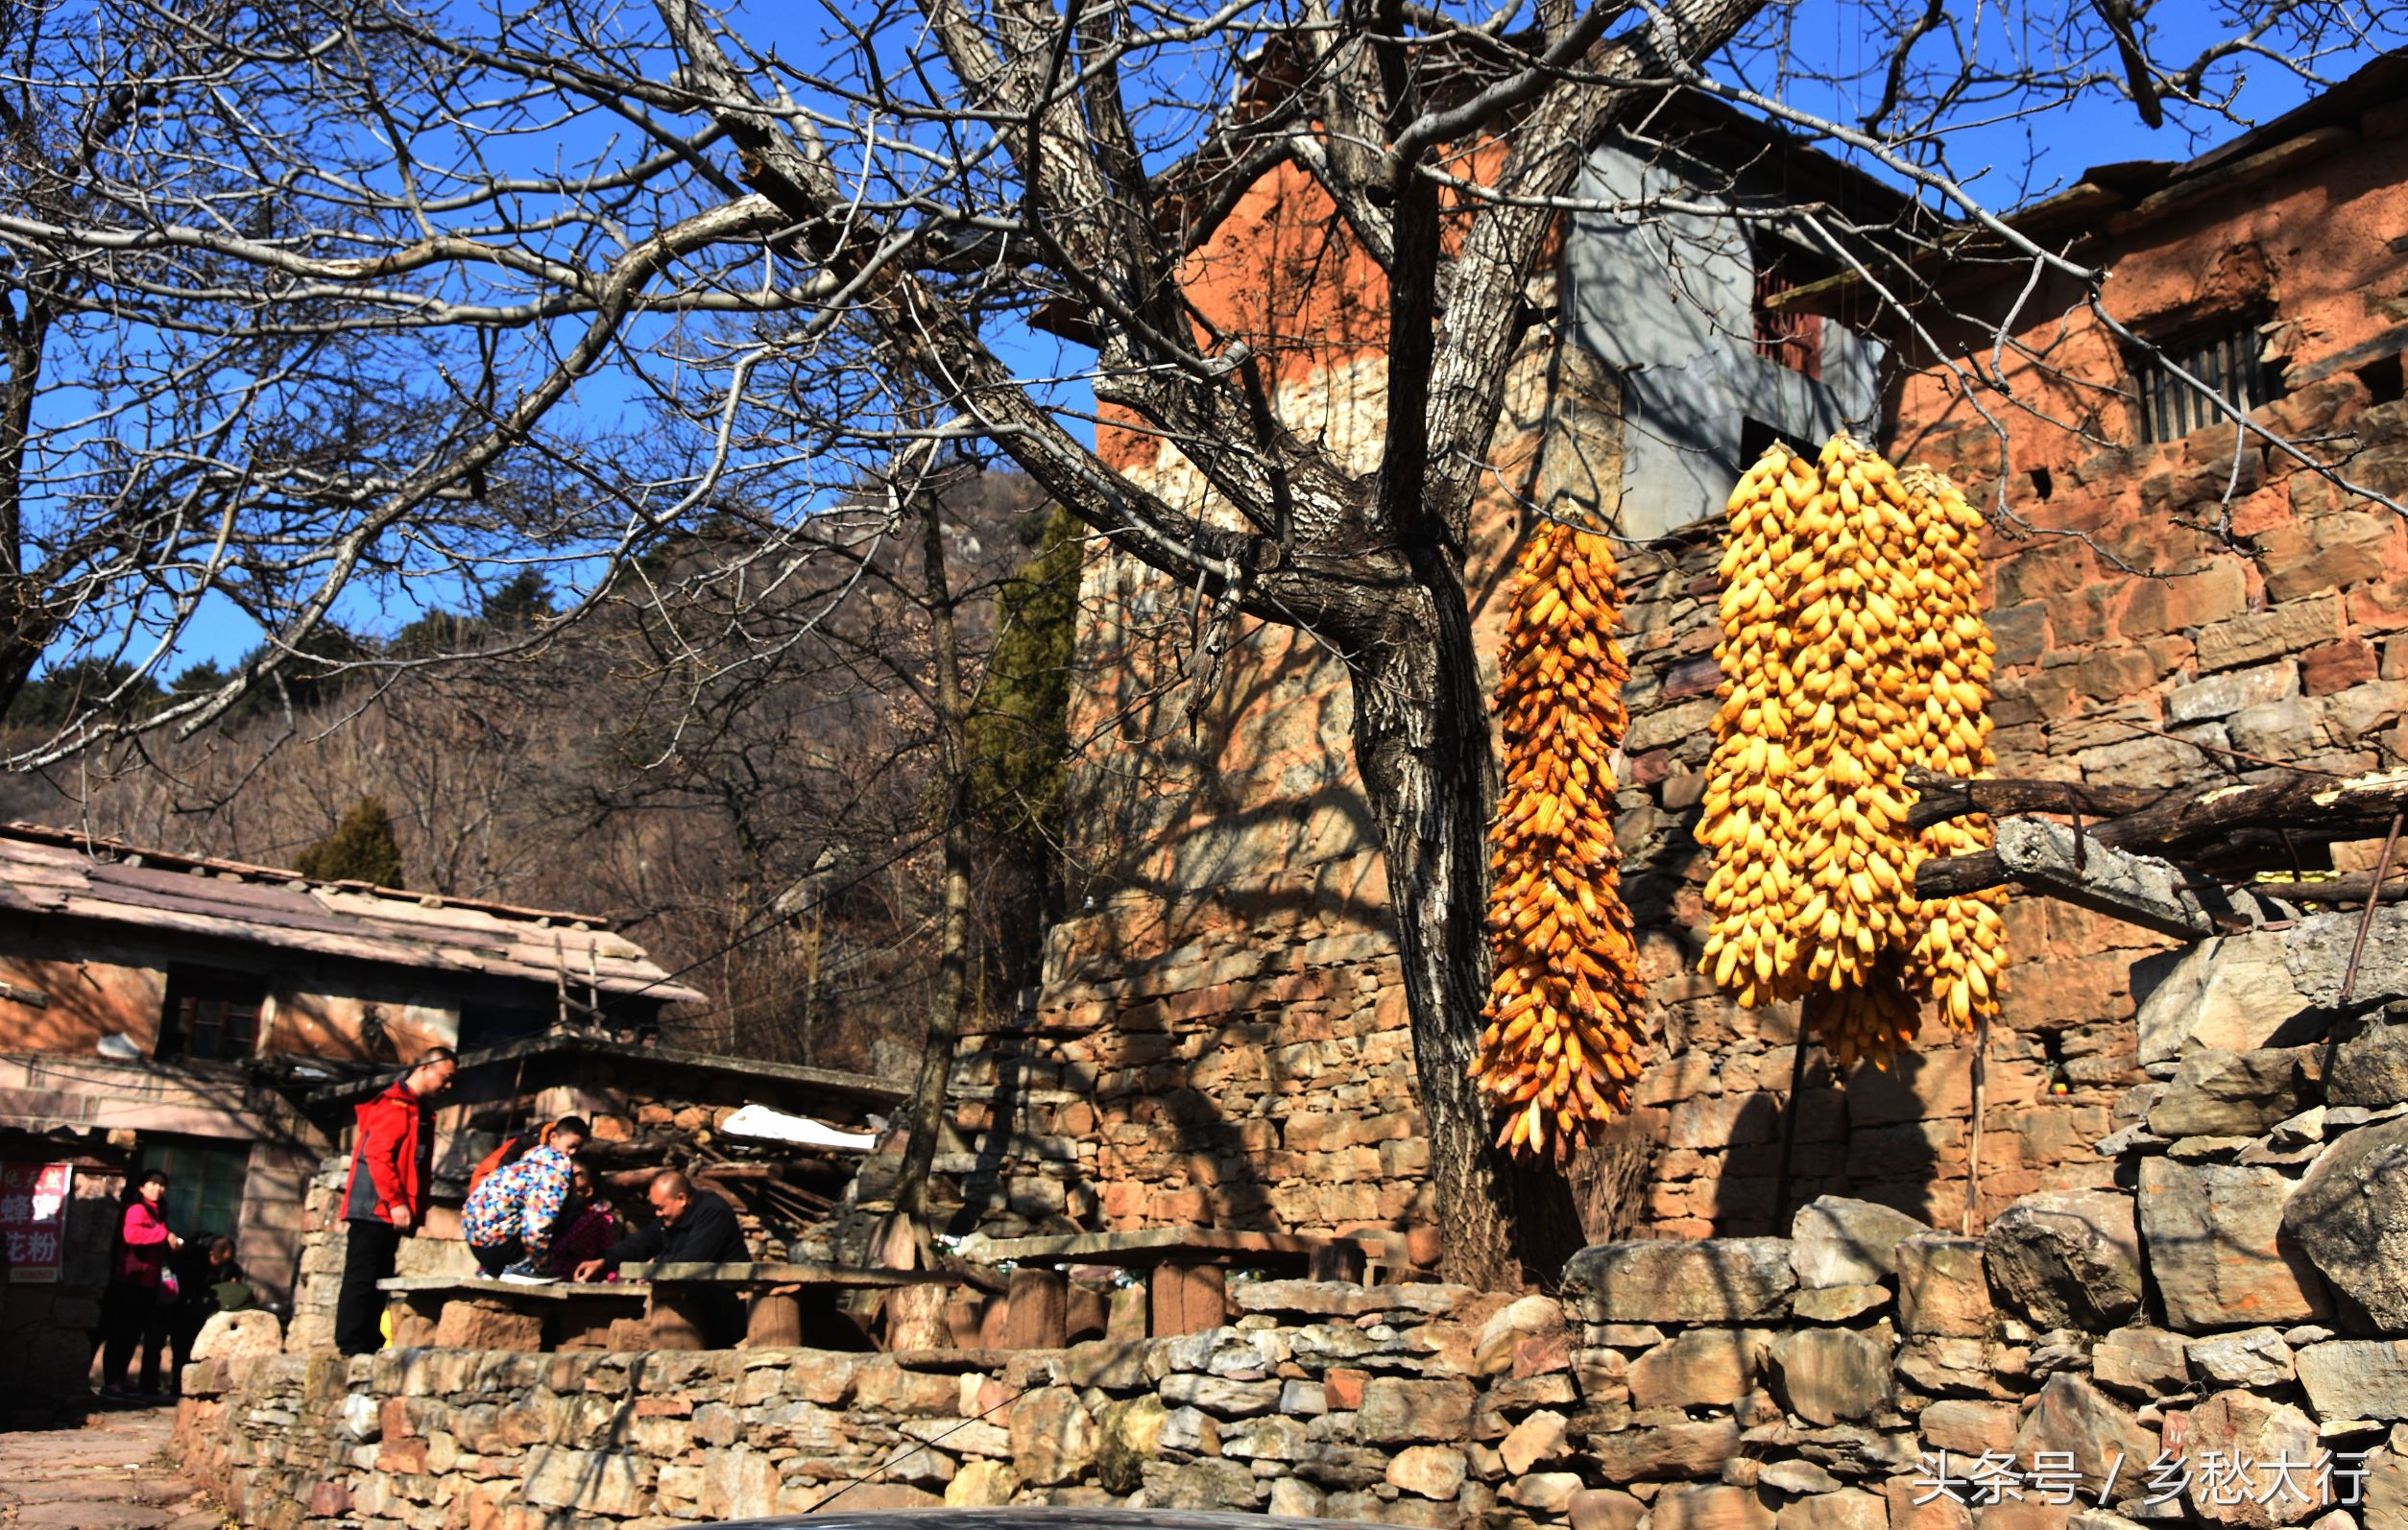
left=177, top=918, right=2408, bottom=1529
left=942, top=97, right=2408, bottom=1251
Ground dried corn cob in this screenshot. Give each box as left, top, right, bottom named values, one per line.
left=1698, top=433, right=2006, bottom=1067
left=1898, top=465, right=2009, bottom=1031
left=1474, top=523, right=1647, bottom=1160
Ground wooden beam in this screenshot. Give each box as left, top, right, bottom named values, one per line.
left=1914, top=768, right=2408, bottom=872
left=2241, top=871, right=2408, bottom=905
left=1904, top=769, right=2169, bottom=832
left=1918, top=819, right=2279, bottom=939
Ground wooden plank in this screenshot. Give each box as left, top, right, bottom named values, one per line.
left=374, top=1276, right=636, bottom=1303
left=310, top=1034, right=896, bottom=1106
left=63, top=881, right=373, bottom=940
left=1148, top=1264, right=1227, bottom=1337
left=630, top=1260, right=958, bottom=1288
left=53, top=895, right=448, bottom=967
left=973, top=1228, right=1380, bottom=1269
left=1003, top=1268, right=1069, bottom=1350
left=85, top=860, right=325, bottom=913
left=2114, top=127, right=2355, bottom=229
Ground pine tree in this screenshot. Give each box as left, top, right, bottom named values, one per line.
left=965, top=505, right=1080, bottom=843
left=296, top=796, right=406, bottom=888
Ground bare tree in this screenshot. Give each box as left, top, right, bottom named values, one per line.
left=6, top=0, right=2401, bottom=1280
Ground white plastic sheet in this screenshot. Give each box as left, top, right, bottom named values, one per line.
left=718, top=1103, right=879, bottom=1153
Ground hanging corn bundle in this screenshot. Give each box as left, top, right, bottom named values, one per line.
left=1698, top=432, right=2006, bottom=1067
left=1474, top=523, right=1647, bottom=1159
left=1898, top=465, right=2009, bottom=1030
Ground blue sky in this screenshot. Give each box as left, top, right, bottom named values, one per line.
left=42, top=1, right=2405, bottom=681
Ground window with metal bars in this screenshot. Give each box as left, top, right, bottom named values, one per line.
left=157, top=967, right=265, bottom=1063
left=2133, top=317, right=2276, bottom=444
left=1752, top=258, right=1823, bottom=380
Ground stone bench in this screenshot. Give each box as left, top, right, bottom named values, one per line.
left=375, top=1276, right=647, bottom=1351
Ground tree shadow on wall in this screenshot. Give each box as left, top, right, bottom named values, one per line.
left=1702, top=1045, right=1971, bottom=1238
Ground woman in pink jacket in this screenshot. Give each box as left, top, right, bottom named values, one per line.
left=100, top=1168, right=183, bottom=1400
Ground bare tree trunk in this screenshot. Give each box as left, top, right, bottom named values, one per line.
left=1346, top=564, right=1583, bottom=1288
left=0, top=303, right=51, bottom=717
left=891, top=473, right=975, bottom=1230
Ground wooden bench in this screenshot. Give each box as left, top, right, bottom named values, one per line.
left=376, top=1276, right=646, bottom=1351
left=968, top=1229, right=1386, bottom=1345
left=625, top=1260, right=975, bottom=1351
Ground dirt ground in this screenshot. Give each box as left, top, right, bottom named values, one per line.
left=0, top=1403, right=224, bottom=1530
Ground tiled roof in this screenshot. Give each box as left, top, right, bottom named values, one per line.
left=0, top=821, right=707, bottom=1006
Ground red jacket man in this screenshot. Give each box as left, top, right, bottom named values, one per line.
left=333, top=1048, right=456, bottom=1354
left=344, top=1079, right=434, bottom=1227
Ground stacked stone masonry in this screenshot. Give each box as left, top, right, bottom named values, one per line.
left=941, top=103, right=2408, bottom=1246
left=177, top=945, right=2408, bottom=1529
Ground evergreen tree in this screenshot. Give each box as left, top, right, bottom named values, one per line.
left=480, top=570, right=554, bottom=631
left=965, top=505, right=1079, bottom=844
left=4, top=658, right=163, bottom=729
left=295, top=795, right=406, bottom=887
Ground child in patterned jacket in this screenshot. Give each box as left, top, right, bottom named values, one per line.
left=460, top=1116, right=590, bottom=1282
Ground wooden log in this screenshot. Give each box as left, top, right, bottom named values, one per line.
left=1066, top=1282, right=1109, bottom=1344
left=389, top=1296, right=442, bottom=1349
left=648, top=1295, right=710, bottom=1351
left=1920, top=819, right=2274, bottom=938
left=2242, top=871, right=2408, bottom=904
left=1904, top=768, right=2168, bottom=831
left=886, top=1283, right=952, bottom=1351
left=557, top=1299, right=639, bottom=1351
left=942, top=1292, right=990, bottom=1349
left=1148, top=1263, right=1227, bottom=1337
left=1308, top=1242, right=1367, bottom=1284
left=1918, top=768, right=2408, bottom=896
left=746, top=1286, right=806, bottom=1348
left=435, top=1297, right=542, bottom=1351
left=1002, top=1268, right=1070, bottom=1350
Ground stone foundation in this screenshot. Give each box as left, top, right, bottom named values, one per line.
left=178, top=968, right=2408, bottom=1530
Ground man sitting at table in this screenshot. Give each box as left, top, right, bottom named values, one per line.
left=577, top=1171, right=748, bottom=1343
left=574, top=1170, right=745, bottom=1278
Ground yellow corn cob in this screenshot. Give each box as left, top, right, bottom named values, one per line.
left=1474, top=523, right=1647, bottom=1160
left=1698, top=435, right=2008, bottom=1067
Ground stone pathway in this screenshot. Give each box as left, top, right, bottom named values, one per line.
left=0, top=1404, right=224, bottom=1530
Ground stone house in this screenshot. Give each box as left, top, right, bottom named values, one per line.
left=936, top=57, right=2408, bottom=1251
left=0, top=818, right=704, bottom=1401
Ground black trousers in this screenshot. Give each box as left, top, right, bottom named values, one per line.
left=99, top=1280, right=169, bottom=1392
left=470, top=1237, right=524, bottom=1278
left=335, top=1219, right=402, bottom=1356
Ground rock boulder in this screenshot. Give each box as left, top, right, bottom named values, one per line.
left=1562, top=1239, right=1794, bottom=1324
left=2327, top=1012, right=2408, bottom=1108
left=2294, top=1339, right=2408, bottom=1421
left=2284, top=1114, right=2408, bottom=1331
left=2181, top=1391, right=2325, bottom=1527
left=1895, top=1235, right=1994, bottom=1337
left=1791, top=1197, right=1931, bottom=1289
left=1767, top=1324, right=1893, bottom=1425
left=191, top=1309, right=284, bottom=1363
left=2137, top=1159, right=2330, bottom=1331
left=2147, top=1046, right=2324, bottom=1139
left=1984, top=1190, right=2144, bottom=1329
left=2130, top=932, right=2311, bottom=1066
left=2011, top=1375, right=2156, bottom=1495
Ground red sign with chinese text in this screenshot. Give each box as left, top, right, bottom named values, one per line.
left=1, top=1162, right=73, bottom=1281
